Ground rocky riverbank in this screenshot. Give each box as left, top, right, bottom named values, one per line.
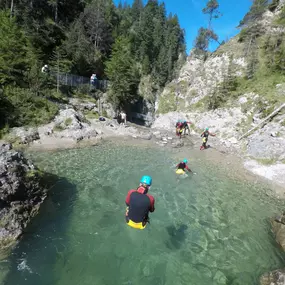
left=3, top=99, right=285, bottom=191
left=0, top=143, right=52, bottom=252
left=152, top=111, right=285, bottom=191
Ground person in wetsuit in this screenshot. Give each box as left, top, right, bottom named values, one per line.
left=182, top=120, right=191, bottom=135
left=200, top=127, right=216, bottom=150
left=176, top=159, right=193, bottom=174
left=125, top=176, right=155, bottom=230
left=175, top=120, right=184, bottom=138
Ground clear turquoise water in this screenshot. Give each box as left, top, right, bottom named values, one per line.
left=1, top=141, right=285, bottom=285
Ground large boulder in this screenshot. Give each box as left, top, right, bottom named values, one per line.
left=52, top=108, right=98, bottom=142
left=272, top=213, right=285, bottom=251
left=9, top=127, right=40, bottom=144
left=0, top=144, right=48, bottom=249
left=54, top=108, right=86, bottom=130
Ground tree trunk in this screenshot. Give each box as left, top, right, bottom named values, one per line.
left=57, top=53, right=60, bottom=93
left=10, top=0, right=14, bottom=17
left=55, top=0, right=58, bottom=23
left=238, top=103, right=285, bottom=140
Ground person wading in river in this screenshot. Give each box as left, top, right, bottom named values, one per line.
left=200, top=127, right=216, bottom=150
left=125, top=176, right=155, bottom=230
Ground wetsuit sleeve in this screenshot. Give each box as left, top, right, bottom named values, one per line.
left=147, top=195, right=155, bottom=212
left=125, top=190, right=135, bottom=206
left=185, top=165, right=190, bottom=170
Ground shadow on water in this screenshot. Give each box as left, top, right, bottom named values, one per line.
left=165, top=224, right=188, bottom=250
left=2, top=173, right=77, bottom=285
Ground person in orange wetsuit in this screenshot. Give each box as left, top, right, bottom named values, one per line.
left=125, top=176, right=155, bottom=230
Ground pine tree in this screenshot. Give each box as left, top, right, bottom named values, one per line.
left=202, top=0, right=221, bottom=28
left=0, top=10, right=28, bottom=85
left=106, top=36, right=140, bottom=109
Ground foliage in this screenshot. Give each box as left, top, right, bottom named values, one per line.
left=263, top=34, right=285, bottom=73
left=268, top=0, right=280, bottom=12
left=193, top=0, right=221, bottom=55
left=0, top=10, right=29, bottom=85
left=0, top=0, right=185, bottom=124
left=238, top=0, right=269, bottom=28
left=194, top=27, right=219, bottom=54
left=206, top=58, right=238, bottom=110
left=2, top=87, right=58, bottom=127
left=85, top=111, right=99, bottom=119
left=106, top=36, right=140, bottom=109
left=202, top=0, right=221, bottom=24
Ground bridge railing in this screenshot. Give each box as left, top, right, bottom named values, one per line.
left=51, top=71, right=109, bottom=90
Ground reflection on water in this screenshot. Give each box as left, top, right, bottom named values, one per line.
left=1, top=141, right=285, bottom=285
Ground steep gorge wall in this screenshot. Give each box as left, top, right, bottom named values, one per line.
left=154, top=1, right=285, bottom=179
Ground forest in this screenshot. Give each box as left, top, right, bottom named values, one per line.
left=0, top=0, right=185, bottom=130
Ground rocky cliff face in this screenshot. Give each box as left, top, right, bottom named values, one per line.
left=154, top=1, right=285, bottom=187
left=0, top=143, right=48, bottom=249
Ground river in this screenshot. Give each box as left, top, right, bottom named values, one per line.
left=0, top=139, right=285, bottom=285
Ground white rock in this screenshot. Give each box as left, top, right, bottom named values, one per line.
left=239, top=97, right=248, bottom=104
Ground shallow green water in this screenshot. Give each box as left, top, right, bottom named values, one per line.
left=1, top=141, right=285, bottom=285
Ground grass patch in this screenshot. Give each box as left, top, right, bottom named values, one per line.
left=0, top=124, right=9, bottom=139
left=157, top=90, right=177, bottom=114
left=85, top=111, right=99, bottom=119
left=64, top=118, right=72, bottom=126
left=53, top=124, right=65, bottom=132
left=254, top=158, right=277, bottom=165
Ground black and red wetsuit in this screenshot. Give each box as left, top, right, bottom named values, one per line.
left=176, top=162, right=190, bottom=171
left=125, top=187, right=155, bottom=225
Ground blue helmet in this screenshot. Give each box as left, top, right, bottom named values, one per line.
left=140, top=175, right=152, bottom=186
left=183, top=159, right=188, bottom=164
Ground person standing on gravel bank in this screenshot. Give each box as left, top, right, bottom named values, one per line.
left=182, top=120, right=191, bottom=135
left=120, top=111, right=126, bottom=125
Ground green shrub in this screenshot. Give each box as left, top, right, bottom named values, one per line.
left=64, top=118, right=72, bottom=126
left=3, top=86, right=58, bottom=127
left=53, top=124, right=65, bottom=132
left=42, top=89, right=69, bottom=103
left=0, top=124, right=9, bottom=139
left=73, top=84, right=91, bottom=99
left=85, top=111, right=99, bottom=119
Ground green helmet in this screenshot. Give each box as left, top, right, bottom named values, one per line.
left=205, top=127, right=209, bottom=131
left=183, top=159, right=188, bottom=164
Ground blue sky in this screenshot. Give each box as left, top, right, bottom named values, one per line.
left=114, top=0, right=252, bottom=54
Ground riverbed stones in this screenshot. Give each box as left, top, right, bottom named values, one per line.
left=139, top=133, right=152, bottom=140
left=247, top=123, right=285, bottom=159
left=0, top=145, right=48, bottom=249
left=260, top=268, right=285, bottom=285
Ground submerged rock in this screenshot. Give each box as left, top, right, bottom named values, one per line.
left=260, top=268, right=285, bottom=285
left=272, top=213, right=285, bottom=251
left=0, top=144, right=48, bottom=249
